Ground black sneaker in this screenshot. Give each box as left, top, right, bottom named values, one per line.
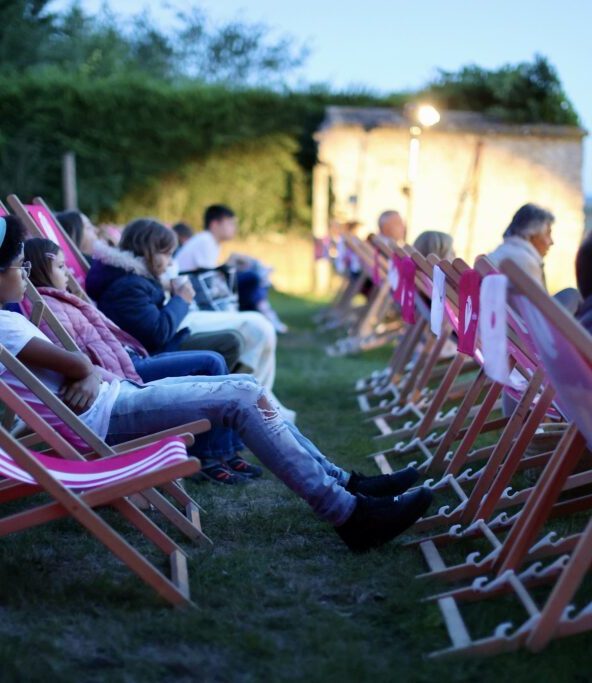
left=226, top=455, right=263, bottom=479
left=345, top=466, right=420, bottom=497
left=336, top=488, right=432, bottom=553
left=195, top=462, right=248, bottom=485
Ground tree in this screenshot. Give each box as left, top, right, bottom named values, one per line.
left=174, top=6, right=308, bottom=86
left=0, top=0, right=55, bottom=72
left=422, top=55, right=579, bottom=126
left=0, top=1, right=308, bottom=86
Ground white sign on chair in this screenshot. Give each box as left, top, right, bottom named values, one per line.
left=479, top=274, right=510, bottom=384
left=430, top=265, right=445, bottom=338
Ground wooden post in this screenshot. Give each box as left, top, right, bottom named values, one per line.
left=62, top=151, right=78, bottom=210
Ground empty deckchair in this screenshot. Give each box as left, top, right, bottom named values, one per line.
left=0, top=416, right=202, bottom=607
left=326, top=233, right=400, bottom=356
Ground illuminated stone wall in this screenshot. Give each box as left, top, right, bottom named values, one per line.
left=315, top=123, right=585, bottom=292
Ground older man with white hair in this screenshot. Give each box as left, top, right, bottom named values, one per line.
left=377, top=210, right=406, bottom=244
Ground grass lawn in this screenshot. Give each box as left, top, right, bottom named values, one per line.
left=0, top=291, right=590, bottom=682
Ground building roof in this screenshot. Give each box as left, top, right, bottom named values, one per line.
left=318, top=106, right=586, bottom=138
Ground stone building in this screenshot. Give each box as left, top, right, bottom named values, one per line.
left=313, top=106, right=586, bottom=292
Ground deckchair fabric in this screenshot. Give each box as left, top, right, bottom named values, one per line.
left=514, top=291, right=592, bottom=446
left=6, top=195, right=90, bottom=301
left=25, top=201, right=89, bottom=284
left=0, top=436, right=188, bottom=489
left=0, top=421, right=200, bottom=607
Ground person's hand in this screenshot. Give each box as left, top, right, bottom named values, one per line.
left=172, top=279, right=196, bottom=303
left=59, top=372, right=101, bottom=414
left=228, top=253, right=251, bottom=270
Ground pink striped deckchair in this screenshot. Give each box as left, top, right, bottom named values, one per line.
left=425, top=258, right=592, bottom=657
left=326, top=233, right=401, bottom=356
left=368, top=250, right=504, bottom=476
left=404, top=260, right=562, bottom=536
left=0, top=421, right=202, bottom=607
left=1, top=435, right=192, bottom=491
left=6, top=194, right=89, bottom=299
left=365, top=245, right=473, bottom=441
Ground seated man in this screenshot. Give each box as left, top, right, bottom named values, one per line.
left=377, top=210, right=407, bottom=245
left=174, top=205, right=288, bottom=333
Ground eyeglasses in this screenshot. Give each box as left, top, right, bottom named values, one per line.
left=0, top=261, right=32, bottom=278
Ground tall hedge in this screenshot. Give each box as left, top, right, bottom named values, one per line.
left=0, top=61, right=579, bottom=233
left=0, top=73, right=391, bottom=232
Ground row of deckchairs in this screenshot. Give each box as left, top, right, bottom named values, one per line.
left=339, top=233, right=592, bottom=657
left=0, top=196, right=214, bottom=606
left=317, top=233, right=404, bottom=356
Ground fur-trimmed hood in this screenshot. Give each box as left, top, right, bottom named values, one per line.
left=91, top=240, right=152, bottom=278
left=86, top=241, right=156, bottom=303
left=85, top=240, right=190, bottom=354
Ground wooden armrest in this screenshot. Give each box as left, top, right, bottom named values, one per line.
left=110, top=419, right=211, bottom=453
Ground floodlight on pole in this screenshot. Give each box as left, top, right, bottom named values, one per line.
left=403, top=103, right=440, bottom=234
left=416, top=104, right=441, bottom=128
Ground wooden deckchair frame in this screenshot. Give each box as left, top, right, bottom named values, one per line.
left=424, top=258, right=592, bottom=657
left=366, top=246, right=480, bottom=440
left=0, top=341, right=212, bottom=546
left=399, top=256, right=569, bottom=537
left=367, top=250, right=506, bottom=476
left=0, top=201, right=218, bottom=542
left=326, top=233, right=401, bottom=355
left=0, top=415, right=201, bottom=607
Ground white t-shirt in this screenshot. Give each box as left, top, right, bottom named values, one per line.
left=175, top=231, right=220, bottom=272
left=0, top=310, right=120, bottom=442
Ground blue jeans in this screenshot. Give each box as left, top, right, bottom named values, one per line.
left=129, top=351, right=243, bottom=463
left=131, top=350, right=228, bottom=382
left=106, top=376, right=355, bottom=525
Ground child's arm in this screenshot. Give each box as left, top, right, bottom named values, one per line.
left=98, top=282, right=189, bottom=353
left=17, top=338, right=101, bottom=413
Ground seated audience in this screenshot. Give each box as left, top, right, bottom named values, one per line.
left=23, top=237, right=258, bottom=484
left=56, top=210, right=243, bottom=370
left=174, top=205, right=288, bottom=334
left=86, top=217, right=295, bottom=422
left=0, top=214, right=431, bottom=552
left=56, top=210, right=98, bottom=262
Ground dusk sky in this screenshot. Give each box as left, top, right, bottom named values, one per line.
left=51, top=0, right=592, bottom=195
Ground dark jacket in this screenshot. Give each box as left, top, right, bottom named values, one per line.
left=576, top=294, right=592, bottom=336
left=85, top=241, right=190, bottom=354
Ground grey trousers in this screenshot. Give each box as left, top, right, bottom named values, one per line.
left=179, top=329, right=245, bottom=372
